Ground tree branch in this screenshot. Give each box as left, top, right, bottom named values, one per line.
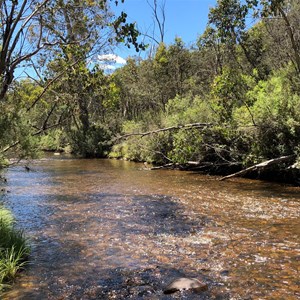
left=1, top=117, right=68, bottom=154
left=220, top=155, right=296, bottom=181
left=26, top=57, right=82, bottom=111
left=115, top=122, right=213, bottom=140
left=147, top=0, right=166, bottom=43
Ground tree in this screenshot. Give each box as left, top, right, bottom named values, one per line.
left=152, top=39, right=192, bottom=109
left=197, top=27, right=224, bottom=76
left=0, top=0, right=51, bottom=100
left=41, top=0, right=139, bottom=157
left=206, top=0, right=300, bottom=76
left=262, top=0, right=300, bottom=74
left=0, top=0, right=144, bottom=102
left=0, top=0, right=145, bottom=161
left=147, top=0, right=166, bottom=44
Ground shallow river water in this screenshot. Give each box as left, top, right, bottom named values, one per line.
left=0, top=157, right=299, bottom=299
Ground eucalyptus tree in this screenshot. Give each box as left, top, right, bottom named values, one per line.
left=262, top=0, right=300, bottom=75
left=0, top=0, right=142, bottom=100
left=42, top=0, right=147, bottom=157
left=147, top=0, right=166, bottom=44
left=0, top=0, right=51, bottom=100
left=205, top=0, right=300, bottom=76
left=0, top=0, right=145, bottom=161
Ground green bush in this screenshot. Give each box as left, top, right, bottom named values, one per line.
left=234, top=70, right=300, bottom=160
left=0, top=206, right=30, bottom=292
left=39, top=129, right=67, bottom=151
left=165, top=95, right=213, bottom=126
left=169, top=129, right=204, bottom=164
left=68, top=124, right=112, bottom=158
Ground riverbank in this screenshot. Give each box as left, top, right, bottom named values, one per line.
left=36, top=139, right=300, bottom=187
left=108, top=154, right=300, bottom=186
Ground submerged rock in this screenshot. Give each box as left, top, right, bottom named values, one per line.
left=164, top=277, right=208, bottom=294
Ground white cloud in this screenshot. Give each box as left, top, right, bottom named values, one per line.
left=98, top=64, right=116, bottom=70
left=98, top=54, right=126, bottom=65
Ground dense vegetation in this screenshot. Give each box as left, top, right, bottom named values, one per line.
left=0, top=205, right=30, bottom=291
left=0, top=0, right=300, bottom=183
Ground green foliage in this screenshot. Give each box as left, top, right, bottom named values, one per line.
left=69, top=124, right=112, bottom=158
left=113, top=12, right=146, bottom=52
left=234, top=70, right=300, bottom=159
left=169, top=129, right=204, bottom=164
left=39, top=130, right=67, bottom=152
left=0, top=98, right=40, bottom=167
left=0, top=246, right=29, bottom=289
left=210, top=67, right=254, bottom=123
left=165, top=95, right=213, bottom=126
left=0, top=208, right=14, bottom=228
left=0, top=206, right=30, bottom=292
left=109, top=120, right=173, bottom=164
left=209, top=0, right=252, bottom=43
left=111, top=95, right=214, bottom=165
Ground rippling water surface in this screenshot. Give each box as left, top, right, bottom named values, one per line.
left=1, top=157, right=299, bottom=299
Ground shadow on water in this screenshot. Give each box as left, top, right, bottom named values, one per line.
left=13, top=266, right=226, bottom=300
left=2, top=191, right=215, bottom=299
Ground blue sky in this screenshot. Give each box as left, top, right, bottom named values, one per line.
left=113, top=0, right=217, bottom=58
left=17, top=0, right=218, bottom=77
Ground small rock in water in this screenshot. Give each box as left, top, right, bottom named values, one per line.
left=164, top=277, right=208, bottom=294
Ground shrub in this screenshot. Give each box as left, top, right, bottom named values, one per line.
left=234, top=70, right=300, bottom=160
left=68, top=124, right=112, bottom=158
left=39, top=129, right=67, bottom=152
left=0, top=206, right=30, bottom=292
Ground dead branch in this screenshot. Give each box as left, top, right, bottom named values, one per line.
left=147, top=0, right=166, bottom=43
left=115, top=122, right=213, bottom=140
left=151, top=163, right=177, bottom=170
left=220, top=154, right=296, bottom=181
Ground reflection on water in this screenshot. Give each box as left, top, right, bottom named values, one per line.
left=1, top=157, right=299, bottom=299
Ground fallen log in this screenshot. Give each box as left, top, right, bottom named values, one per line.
left=151, top=161, right=204, bottom=170
left=186, top=161, right=201, bottom=166
left=151, top=163, right=177, bottom=170
left=220, top=154, right=296, bottom=181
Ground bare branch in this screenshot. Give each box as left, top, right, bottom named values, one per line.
left=114, top=122, right=213, bottom=141
left=141, top=32, right=160, bottom=45
left=147, top=0, right=166, bottom=43
left=220, top=155, right=296, bottom=181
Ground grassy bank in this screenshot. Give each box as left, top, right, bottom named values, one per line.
left=0, top=206, right=30, bottom=292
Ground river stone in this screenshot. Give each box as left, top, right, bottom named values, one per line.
left=163, top=277, right=208, bottom=294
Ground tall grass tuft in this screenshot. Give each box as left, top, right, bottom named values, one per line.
left=0, top=206, right=30, bottom=292
left=0, top=208, right=14, bottom=226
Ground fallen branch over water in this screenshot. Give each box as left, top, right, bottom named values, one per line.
left=220, top=154, right=296, bottom=181
left=115, top=122, right=213, bottom=140
left=151, top=163, right=177, bottom=170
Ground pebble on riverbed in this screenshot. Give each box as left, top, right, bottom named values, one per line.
left=163, top=277, right=208, bottom=294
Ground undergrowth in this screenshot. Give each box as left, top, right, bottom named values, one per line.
left=0, top=206, right=30, bottom=293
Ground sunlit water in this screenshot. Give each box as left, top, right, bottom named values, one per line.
left=0, top=157, right=299, bottom=299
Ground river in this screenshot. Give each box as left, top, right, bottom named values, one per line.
left=0, top=157, right=299, bottom=299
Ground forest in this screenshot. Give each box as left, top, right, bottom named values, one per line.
left=1, top=0, right=300, bottom=184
